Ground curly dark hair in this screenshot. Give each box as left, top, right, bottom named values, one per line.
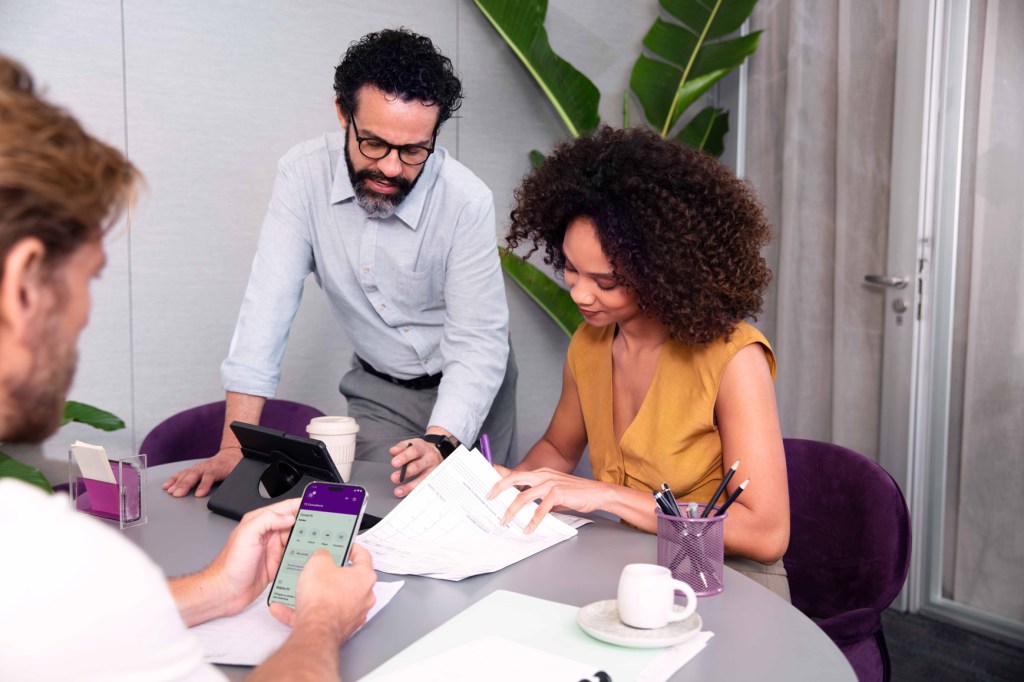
left=333, top=28, right=464, bottom=127
left=507, top=126, right=772, bottom=345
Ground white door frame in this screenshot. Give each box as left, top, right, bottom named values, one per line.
left=878, top=0, right=947, bottom=615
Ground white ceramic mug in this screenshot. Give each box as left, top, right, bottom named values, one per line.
left=616, top=563, right=698, bottom=629
left=306, top=416, right=359, bottom=482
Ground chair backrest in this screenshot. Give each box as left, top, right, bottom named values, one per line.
left=783, top=438, right=912, bottom=619
left=139, top=399, right=326, bottom=468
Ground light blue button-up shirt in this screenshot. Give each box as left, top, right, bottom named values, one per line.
left=221, top=132, right=509, bottom=443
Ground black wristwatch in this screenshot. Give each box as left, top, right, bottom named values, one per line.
left=422, top=433, right=459, bottom=459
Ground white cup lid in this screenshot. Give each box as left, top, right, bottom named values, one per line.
left=306, top=416, right=359, bottom=435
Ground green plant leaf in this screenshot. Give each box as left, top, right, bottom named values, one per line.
left=499, top=248, right=583, bottom=338
left=631, top=57, right=732, bottom=135
left=62, top=401, right=125, bottom=431
left=676, top=106, right=729, bottom=157
left=630, top=0, right=760, bottom=138
left=0, top=450, right=53, bottom=492
left=529, top=150, right=546, bottom=168
left=473, top=0, right=600, bottom=137
left=662, top=0, right=758, bottom=39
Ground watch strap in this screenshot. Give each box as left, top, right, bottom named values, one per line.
left=422, top=433, right=458, bottom=459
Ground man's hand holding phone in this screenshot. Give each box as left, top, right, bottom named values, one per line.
left=170, top=497, right=301, bottom=626
left=269, top=544, right=377, bottom=642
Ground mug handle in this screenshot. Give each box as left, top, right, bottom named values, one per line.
left=667, top=579, right=698, bottom=621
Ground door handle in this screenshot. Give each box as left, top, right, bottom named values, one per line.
left=864, top=274, right=909, bottom=289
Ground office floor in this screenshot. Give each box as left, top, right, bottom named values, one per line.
left=883, top=611, right=1024, bottom=681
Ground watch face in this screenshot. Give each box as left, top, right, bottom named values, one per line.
left=438, top=439, right=457, bottom=458
left=424, top=434, right=457, bottom=458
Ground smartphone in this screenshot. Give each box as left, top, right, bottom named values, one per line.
left=267, top=482, right=367, bottom=609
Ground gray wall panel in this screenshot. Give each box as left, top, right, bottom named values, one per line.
left=122, top=1, right=460, bottom=455
left=0, top=0, right=132, bottom=483
left=2, top=0, right=662, bottom=485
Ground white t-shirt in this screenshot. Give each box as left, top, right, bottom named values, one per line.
left=0, top=479, right=225, bottom=681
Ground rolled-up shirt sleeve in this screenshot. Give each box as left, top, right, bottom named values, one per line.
left=430, top=189, right=509, bottom=443
left=220, top=159, right=314, bottom=398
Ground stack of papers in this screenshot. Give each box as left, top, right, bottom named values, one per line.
left=361, top=590, right=714, bottom=682
left=358, top=447, right=578, bottom=580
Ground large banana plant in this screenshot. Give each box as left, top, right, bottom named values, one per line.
left=0, top=401, right=125, bottom=493
left=473, top=0, right=759, bottom=336
left=630, top=0, right=761, bottom=155
left=473, top=0, right=592, bottom=336
left=472, top=0, right=600, bottom=139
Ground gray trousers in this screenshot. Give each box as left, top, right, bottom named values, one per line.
left=339, top=346, right=518, bottom=466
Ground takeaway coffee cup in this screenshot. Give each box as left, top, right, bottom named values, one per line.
left=616, top=563, right=697, bottom=629
left=306, top=416, right=359, bottom=482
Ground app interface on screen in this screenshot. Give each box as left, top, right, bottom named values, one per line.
left=269, top=486, right=364, bottom=608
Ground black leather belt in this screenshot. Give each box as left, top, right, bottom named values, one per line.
left=357, top=356, right=442, bottom=390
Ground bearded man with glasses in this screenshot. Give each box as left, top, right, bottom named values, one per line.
left=165, top=29, right=516, bottom=500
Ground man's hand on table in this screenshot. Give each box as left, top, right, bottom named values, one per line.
left=162, top=447, right=242, bottom=497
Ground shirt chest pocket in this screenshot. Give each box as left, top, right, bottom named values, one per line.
left=376, top=260, right=445, bottom=318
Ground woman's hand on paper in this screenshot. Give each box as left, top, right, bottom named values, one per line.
left=488, top=468, right=605, bottom=534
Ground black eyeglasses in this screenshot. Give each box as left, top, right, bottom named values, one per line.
left=349, top=116, right=435, bottom=166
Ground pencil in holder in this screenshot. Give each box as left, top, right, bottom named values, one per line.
left=68, top=452, right=147, bottom=529
left=655, top=505, right=726, bottom=596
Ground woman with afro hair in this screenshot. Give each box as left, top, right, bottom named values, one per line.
left=489, top=126, right=790, bottom=598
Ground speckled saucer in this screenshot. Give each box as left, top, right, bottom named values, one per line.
left=577, top=600, right=702, bottom=648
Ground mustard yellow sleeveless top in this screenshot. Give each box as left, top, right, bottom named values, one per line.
left=567, top=321, right=776, bottom=504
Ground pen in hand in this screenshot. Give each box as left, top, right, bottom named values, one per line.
left=701, top=460, right=739, bottom=517
left=398, top=441, right=413, bottom=484
left=714, top=478, right=749, bottom=517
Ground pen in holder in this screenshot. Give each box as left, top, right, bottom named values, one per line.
left=655, top=506, right=726, bottom=596
left=68, top=452, right=147, bottom=529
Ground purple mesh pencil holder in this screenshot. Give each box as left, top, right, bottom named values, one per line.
left=656, top=506, right=726, bottom=596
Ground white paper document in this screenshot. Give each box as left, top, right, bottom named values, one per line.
left=369, top=636, right=601, bottom=682
left=551, top=511, right=594, bottom=529
left=358, top=447, right=578, bottom=580
left=191, top=580, right=404, bottom=666
left=362, top=590, right=713, bottom=682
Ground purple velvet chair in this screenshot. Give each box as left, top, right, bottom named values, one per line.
left=783, top=438, right=911, bottom=682
left=140, top=399, right=325, bottom=467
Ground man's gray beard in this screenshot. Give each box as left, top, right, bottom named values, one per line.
left=354, top=189, right=398, bottom=219
left=343, top=135, right=419, bottom=219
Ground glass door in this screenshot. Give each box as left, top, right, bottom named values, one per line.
left=887, top=0, right=1024, bottom=641
left=922, top=0, right=1024, bottom=640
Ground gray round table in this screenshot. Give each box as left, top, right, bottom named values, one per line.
left=128, top=460, right=855, bottom=681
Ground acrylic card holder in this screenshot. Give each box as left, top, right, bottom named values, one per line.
left=655, top=506, right=726, bottom=596
left=69, top=453, right=147, bottom=529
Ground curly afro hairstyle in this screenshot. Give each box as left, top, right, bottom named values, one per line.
left=333, top=28, right=464, bottom=126
left=507, top=125, right=772, bottom=346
